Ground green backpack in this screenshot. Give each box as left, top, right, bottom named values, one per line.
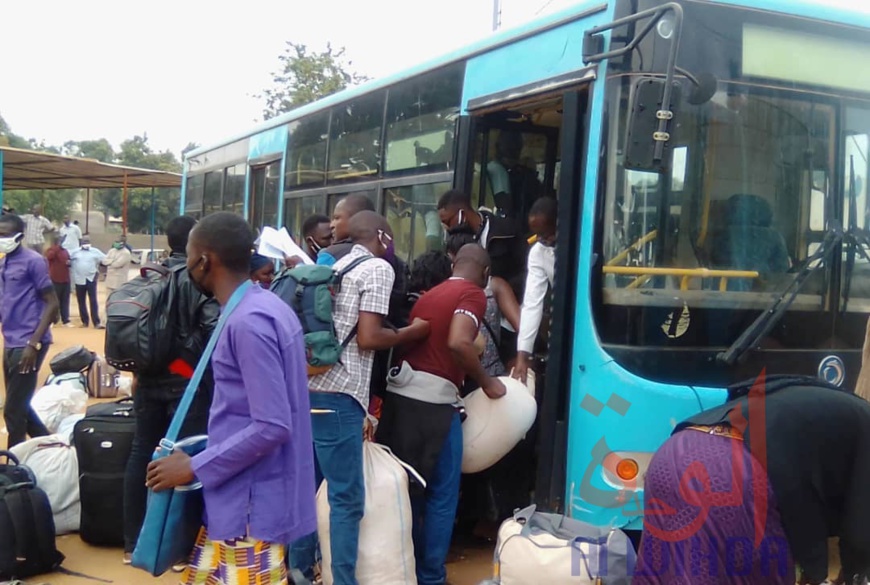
left=270, top=256, right=372, bottom=376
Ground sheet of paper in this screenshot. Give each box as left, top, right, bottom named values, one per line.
left=257, top=226, right=313, bottom=265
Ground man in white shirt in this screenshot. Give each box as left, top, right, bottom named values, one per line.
left=512, top=197, right=556, bottom=385
left=70, top=237, right=106, bottom=328
left=59, top=215, right=82, bottom=251
left=21, top=205, right=55, bottom=253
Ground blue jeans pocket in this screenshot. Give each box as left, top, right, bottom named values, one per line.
left=311, top=410, right=342, bottom=445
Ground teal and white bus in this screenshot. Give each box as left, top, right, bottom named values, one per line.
left=181, top=0, right=870, bottom=530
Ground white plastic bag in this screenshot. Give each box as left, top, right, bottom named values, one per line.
left=461, top=371, right=537, bottom=473
left=30, top=382, right=88, bottom=433
left=10, top=434, right=81, bottom=535
left=57, top=413, right=85, bottom=440
left=318, top=442, right=424, bottom=585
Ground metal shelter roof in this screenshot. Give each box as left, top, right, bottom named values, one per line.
left=0, top=146, right=181, bottom=190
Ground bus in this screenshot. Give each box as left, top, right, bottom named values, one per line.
left=181, top=0, right=870, bottom=531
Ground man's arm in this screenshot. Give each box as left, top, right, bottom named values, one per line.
left=447, top=311, right=505, bottom=399
left=19, top=256, right=59, bottom=373
left=513, top=246, right=550, bottom=383
left=491, top=276, right=521, bottom=332
left=357, top=311, right=429, bottom=351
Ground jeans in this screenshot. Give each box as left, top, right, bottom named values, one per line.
left=122, top=382, right=212, bottom=552
left=75, top=279, right=100, bottom=327
left=412, top=412, right=463, bottom=585
left=3, top=346, right=50, bottom=448
left=53, top=282, right=71, bottom=324
left=289, top=392, right=365, bottom=585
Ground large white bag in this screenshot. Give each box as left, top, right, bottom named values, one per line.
left=10, top=434, right=81, bottom=535
left=461, top=371, right=537, bottom=473
left=30, top=381, right=88, bottom=433
left=493, top=505, right=635, bottom=585
left=318, top=442, right=424, bottom=585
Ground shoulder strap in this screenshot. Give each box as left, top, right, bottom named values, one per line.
left=5, top=488, right=32, bottom=564
left=336, top=254, right=374, bottom=280
left=163, top=280, right=253, bottom=444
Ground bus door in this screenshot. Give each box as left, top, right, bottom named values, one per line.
left=456, top=86, right=590, bottom=513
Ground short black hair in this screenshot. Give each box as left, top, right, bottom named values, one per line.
left=191, top=212, right=254, bottom=273
left=166, top=215, right=197, bottom=254
left=529, top=196, right=557, bottom=223
left=409, top=251, right=452, bottom=294
left=444, top=229, right=477, bottom=256
left=437, top=189, right=471, bottom=210
left=301, top=213, right=330, bottom=238
left=341, top=193, right=376, bottom=216
left=0, top=213, right=25, bottom=234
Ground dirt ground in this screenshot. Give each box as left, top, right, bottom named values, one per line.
left=0, top=287, right=495, bottom=585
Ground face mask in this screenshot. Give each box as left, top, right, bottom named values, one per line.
left=82, top=244, right=91, bottom=250
left=0, top=233, right=22, bottom=255
left=187, top=257, right=214, bottom=298
left=306, top=237, right=322, bottom=254
left=113, top=243, right=123, bottom=249
left=383, top=241, right=396, bottom=263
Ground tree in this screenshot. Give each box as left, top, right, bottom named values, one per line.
left=259, top=42, right=369, bottom=120
left=95, top=135, right=182, bottom=234
left=63, top=138, right=115, bottom=163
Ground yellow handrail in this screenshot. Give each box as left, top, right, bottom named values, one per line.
left=606, top=229, right=658, bottom=266
left=603, top=266, right=759, bottom=291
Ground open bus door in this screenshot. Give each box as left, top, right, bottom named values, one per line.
left=455, top=86, right=589, bottom=516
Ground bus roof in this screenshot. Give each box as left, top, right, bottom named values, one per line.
left=186, top=0, right=870, bottom=160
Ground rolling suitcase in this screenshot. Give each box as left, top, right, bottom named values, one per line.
left=73, top=398, right=135, bottom=546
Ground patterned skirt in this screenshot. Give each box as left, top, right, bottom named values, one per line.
left=181, top=527, right=289, bottom=585
left=633, top=428, right=795, bottom=585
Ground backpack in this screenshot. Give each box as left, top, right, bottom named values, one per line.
left=271, top=256, right=372, bottom=376
left=105, top=263, right=184, bottom=374
left=49, top=344, right=95, bottom=375
left=0, top=450, right=65, bottom=579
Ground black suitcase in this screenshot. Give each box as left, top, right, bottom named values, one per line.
left=73, top=398, right=135, bottom=546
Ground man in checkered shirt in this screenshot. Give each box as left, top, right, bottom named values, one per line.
left=21, top=205, right=55, bottom=253
left=290, top=210, right=429, bottom=585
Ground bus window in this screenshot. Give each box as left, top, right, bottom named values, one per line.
left=328, top=92, right=385, bottom=183
left=840, top=106, right=870, bottom=311
left=224, top=163, right=246, bottom=216
left=385, top=182, right=451, bottom=263
left=185, top=174, right=204, bottom=219
left=285, top=195, right=325, bottom=242
left=286, top=113, right=329, bottom=189
left=204, top=170, right=222, bottom=215
left=384, top=64, right=463, bottom=174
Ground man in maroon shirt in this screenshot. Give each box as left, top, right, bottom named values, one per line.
left=45, top=234, right=72, bottom=327
left=377, top=244, right=505, bottom=585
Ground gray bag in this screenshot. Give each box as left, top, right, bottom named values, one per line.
left=490, top=505, right=636, bottom=585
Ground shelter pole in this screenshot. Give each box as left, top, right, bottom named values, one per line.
left=0, top=150, right=4, bottom=210
left=85, top=189, right=90, bottom=234
left=123, top=171, right=128, bottom=236
left=150, top=187, right=155, bottom=255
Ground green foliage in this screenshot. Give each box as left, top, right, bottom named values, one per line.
left=4, top=191, right=80, bottom=224
left=260, top=42, right=369, bottom=120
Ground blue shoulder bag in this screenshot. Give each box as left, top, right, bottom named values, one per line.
left=131, top=280, right=252, bottom=576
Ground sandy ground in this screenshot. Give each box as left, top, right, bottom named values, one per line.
left=0, top=286, right=494, bottom=585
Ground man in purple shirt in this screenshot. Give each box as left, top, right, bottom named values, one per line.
left=145, top=212, right=316, bottom=584
left=0, top=214, right=58, bottom=448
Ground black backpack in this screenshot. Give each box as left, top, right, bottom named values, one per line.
left=49, top=344, right=95, bottom=375
left=0, top=450, right=64, bottom=579
left=105, top=263, right=184, bottom=373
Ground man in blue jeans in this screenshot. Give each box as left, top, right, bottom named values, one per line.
left=377, top=244, right=506, bottom=585
left=290, top=211, right=429, bottom=585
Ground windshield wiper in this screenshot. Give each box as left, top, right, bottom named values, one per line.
left=717, top=223, right=844, bottom=366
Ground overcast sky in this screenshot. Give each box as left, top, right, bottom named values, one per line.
left=0, top=0, right=867, bottom=158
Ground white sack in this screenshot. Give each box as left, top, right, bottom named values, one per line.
left=31, top=382, right=88, bottom=433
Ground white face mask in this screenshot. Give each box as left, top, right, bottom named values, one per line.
left=0, top=233, right=22, bottom=254
left=82, top=244, right=91, bottom=250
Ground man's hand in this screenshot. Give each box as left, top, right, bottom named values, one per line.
left=511, top=352, right=533, bottom=385
left=482, top=377, right=507, bottom=400
left=363, top=417, right=376, bottom=442
left=145, top=451, right=195, bottom=492
left=284, top=255, right=305, bottom=268
left=19, top=346, right=38, bottom=374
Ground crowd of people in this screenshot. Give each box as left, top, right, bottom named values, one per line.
left=0, top=190, right=557, bottom=585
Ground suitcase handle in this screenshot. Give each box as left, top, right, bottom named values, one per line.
left=0, top=450, right=20, bottom=466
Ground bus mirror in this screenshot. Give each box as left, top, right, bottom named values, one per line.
left=686, top=71, right=718, bottom=105
left=624, top=77, right=682, bottom=174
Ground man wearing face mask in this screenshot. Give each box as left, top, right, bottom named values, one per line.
left=0, top=214, right=58, bottom=448
left=121, top=215, right=219, bottom=562
left=102, top=237, right=133, bottom=298
left=512, top=196, right=557, bottom=385
left=289, top=210, right=430, bottom=585
left=70, top=236, right=106, bottom=328
left=283, top=214, right=332, bottom=268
